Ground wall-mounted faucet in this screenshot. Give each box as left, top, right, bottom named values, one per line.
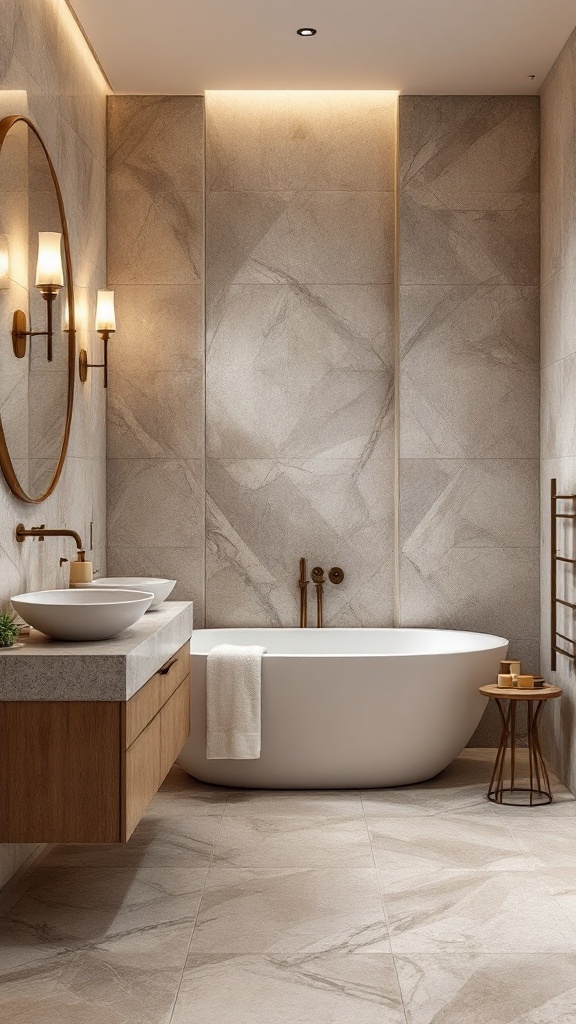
left=16, top=523, right=93, bottom=586
left=298, top=559, right=344, bottom=627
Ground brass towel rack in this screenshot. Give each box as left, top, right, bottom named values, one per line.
left=551, top=477, right=576, bottom=670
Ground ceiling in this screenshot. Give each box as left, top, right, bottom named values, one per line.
left=71, top=0, right=576, bottom=95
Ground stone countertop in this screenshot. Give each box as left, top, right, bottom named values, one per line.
left=0, top=601, right=193, bottom=702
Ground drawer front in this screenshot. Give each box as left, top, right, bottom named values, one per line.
left=123, top=712, right=162, bottom=841
left=125, top=642, right=190, bottom=747
left=160, top=676, right=190, bottom=782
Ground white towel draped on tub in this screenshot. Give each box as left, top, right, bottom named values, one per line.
left=206, top=644, right=266, bottom=759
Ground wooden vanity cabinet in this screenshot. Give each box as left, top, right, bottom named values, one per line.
left=0, top=642, right=190, bottom=844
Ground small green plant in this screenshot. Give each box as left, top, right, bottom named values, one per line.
left=0, top=613, right=20, bottom=648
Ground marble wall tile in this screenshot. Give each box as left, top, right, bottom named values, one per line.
left=400, top=284, right=539, bottom=458
left=540, top=29, right=576, bottom=795
left=207, top=284, right=394, bottom=460
left=107, top=458, right=205, bottom=548
left=108, top=95, right=205, bottom=194
left=401, top=187, right=539, bottom=286
left=541, top=353, right=576, bottom=459
left=206, top=457, right=395, bottom=628
left=399, top=97, right=540, bottom=748
left=108, top=190, right=203, bottom=286
left=207, top=190, right=394, bottom=288
left=206, top=91, right=397, bottom=192
left=541, top=258, right=576, bottom=369
left=399, top=458, right=539, bottom=639
left=541, top=30, right=576, bottom=285
left=107, top=97, right=205, bottom=623
left=107, top=285, right=204, bottom=460
left=108, top=370, right=203, bottom=460
left=206, top=92, right=397, bottom=627
left=107, top=545, right=204, bottom=618
left=400, top=96, right=539, bottom=287
left=107, top=457, right=205, bottom=621
left=0, top=1, right=109, bottom=890
left=110, top=285, right=205, bottom=374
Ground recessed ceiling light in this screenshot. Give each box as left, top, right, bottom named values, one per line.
left=297, top=27, right=316, bottom=37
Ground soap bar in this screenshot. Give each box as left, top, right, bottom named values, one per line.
left=497, top=674, right=514, bottom=688
left=517, top=675, right=535, bottom=689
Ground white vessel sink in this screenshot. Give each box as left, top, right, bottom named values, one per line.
left=11, top=589, right=154, bottom=642
left=77, top=576, right=176, bottom=609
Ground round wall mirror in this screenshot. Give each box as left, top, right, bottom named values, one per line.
left=0, top=115, right=75, bottom=504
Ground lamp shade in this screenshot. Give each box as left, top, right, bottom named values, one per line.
left=35, top=232, right=63, bottom=288
left=95, top=290, right=116, bottom=332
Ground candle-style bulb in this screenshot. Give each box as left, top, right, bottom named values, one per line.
left=95, top=289, right=116, bottom=333
left=35, top=232, right=63, bottom=289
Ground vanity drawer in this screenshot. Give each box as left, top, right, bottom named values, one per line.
left=160, top=676, right=190, bottom=780
left=123, top=674, right=190, bottom=840
left=123, top=712, right=162, bottom=840
left=124, top=642, right=190, bottom=747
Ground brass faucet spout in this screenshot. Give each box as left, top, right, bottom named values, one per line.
left=16, top=524, right=86, bottom=560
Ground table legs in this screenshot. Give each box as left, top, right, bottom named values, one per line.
left=487, top=698, right=552, bottom=806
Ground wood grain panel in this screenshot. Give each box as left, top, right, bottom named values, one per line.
left=124, top=642, right=190, bottom=747
left=160, top=675, right=190, bottom=782
left=123, top=712, right=162, bottom=841
left=0, top=701, right=121, bottom=843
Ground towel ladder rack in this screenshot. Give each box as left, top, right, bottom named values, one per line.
left=551, top=477, right=576, bottom=671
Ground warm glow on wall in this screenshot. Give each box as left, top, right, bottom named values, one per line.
left=0, top=235, right=9, bottom=288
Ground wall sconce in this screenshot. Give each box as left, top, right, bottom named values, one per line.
left=79, top=289, right=115, bottom=389
left=12, top=231, right=64, bottom=361
left=0, top=235, right=9, bottom=290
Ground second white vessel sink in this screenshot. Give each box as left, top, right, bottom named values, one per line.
left=11, top=589, right=154, bottom=642
left=78, top=576, right=176, bottom=609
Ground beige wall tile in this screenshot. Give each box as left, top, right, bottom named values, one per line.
left=0, top=0, right=109, bottom=889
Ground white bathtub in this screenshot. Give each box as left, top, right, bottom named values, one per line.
left=177, top=628, right=508, bottom=789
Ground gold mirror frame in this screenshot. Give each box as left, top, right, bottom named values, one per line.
left=0, top=114, right=75, bottom=504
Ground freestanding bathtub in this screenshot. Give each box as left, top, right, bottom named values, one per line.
left=177, top=628, right=508, bottom=789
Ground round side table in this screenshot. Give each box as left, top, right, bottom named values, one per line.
left=479, top=684, right=562, bottom=806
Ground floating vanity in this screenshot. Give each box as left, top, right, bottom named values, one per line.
left=0, top=601, right=192, bottom=845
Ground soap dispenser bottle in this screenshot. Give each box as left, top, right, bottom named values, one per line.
left=60, top=552, right=93, bottom=587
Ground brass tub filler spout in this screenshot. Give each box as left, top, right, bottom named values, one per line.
left=298, top=557, right=308, bottom=628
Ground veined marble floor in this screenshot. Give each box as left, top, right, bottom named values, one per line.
left=2, top=750, right=576, bottom=1023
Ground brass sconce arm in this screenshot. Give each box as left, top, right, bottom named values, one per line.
left=12, top=285, right=61, bottom=362
left=79, top=330, right=111, bottom=389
